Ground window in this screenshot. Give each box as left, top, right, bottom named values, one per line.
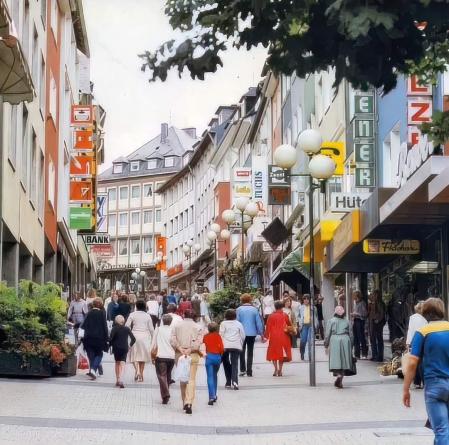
left=108, top=213, right=116, bottom=232
left=156, top=209, right=162, bottom=223
left=9, top=105, right=18, bottom=166
left=130, top=161, right=139, bottom=171
left=189, top=205, right=193, bottom=224
left=48, top=158, right=55, bottom=208
left=143, top=184, right=153, bottom=198
left=143, top=210, right=153, bottom=225
left=108, top=188, right=117, bottom=201
left=164, top=156, right=175, bottom=167
left=39, top=54, right=45, bottom=114
left=49, top=71, right=57, bottom=121
left=51, top=0, right=58, bottom=40
left=113, top=163, right=123, bottom=174
left=143, top=237, right=153, bottom=254
left=174, top=216, right=178, bottom=234
left=131, top=185, right=141, bottom=199
left=131, top=211, right=140, bottom=225
left=21, top=107, right=29, bottom=187
left=23, top=2, right=30, bottom=61
left=147, top=159, right=157, bottom=169
left=184, top=209, right=189, bottom=228
left=179, top=213, right=183, bottom=231
left=169, top=220, right=173, bottom=236
left=38, top=152, right=44, bottom=219
left=41, top=0, right=47, bottom=27
left=131, top=239, right=140, bottom=255
left=32, top=27, right=38, bottom=85
left=118, top=239, right=128, bottom=256
left=119, top=212, right=128, bottom=227
left=119, top=186, right=128, bottom=200
left=30, top=131, right=37, bottom=205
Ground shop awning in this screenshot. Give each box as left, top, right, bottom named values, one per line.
left=0, top=0, right=34, bottom=103
left=270, top=250, right=311, bottom=290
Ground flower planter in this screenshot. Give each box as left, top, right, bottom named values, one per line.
left=52, top=354, right=77, bottom=376
left=0, top=351, right=52, bottom=377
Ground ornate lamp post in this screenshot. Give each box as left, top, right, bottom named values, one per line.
left=274, top=129, right=336, bottom=387
left=206, top=224, right=231, bottom=290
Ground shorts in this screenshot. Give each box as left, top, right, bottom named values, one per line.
left=113, top=348, right=128, bottom=362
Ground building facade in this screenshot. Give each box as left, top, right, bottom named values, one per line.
left=97, top=124, right=197, bottom=293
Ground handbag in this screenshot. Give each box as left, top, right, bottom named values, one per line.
left=345, top=357, right=357, bottom=376
left=284, top=325, right=297, bottom=336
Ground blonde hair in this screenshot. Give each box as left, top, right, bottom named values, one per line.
left=115, top=315, right=125, bottom=325
left=414, top=301, right=425, bottom=315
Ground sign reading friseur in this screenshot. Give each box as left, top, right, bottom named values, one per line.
left=363, top=239, right=420, bottom=255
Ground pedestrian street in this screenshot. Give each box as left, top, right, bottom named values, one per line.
left=0, top=342, right=431, bottom=445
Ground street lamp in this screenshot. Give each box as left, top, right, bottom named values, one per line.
left=274, top=128, right=336, bottom=388
left=221, top=199, right=257, bottom=288
left=207, top=226, right=231, bottom=291
left=183, top=240, right=201, bottom=295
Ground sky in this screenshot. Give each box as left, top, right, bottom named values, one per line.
left=82, top=0, right=268, bottom=171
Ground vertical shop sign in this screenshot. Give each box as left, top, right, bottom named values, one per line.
left=354, top=91, right=376, bottom=188
left=96, top=193, right=108, bottom=233
left=252, top=156, right=268, bottom=214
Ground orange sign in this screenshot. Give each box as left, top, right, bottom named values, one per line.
left=167, top=264, right=183, bottom=277
left=74, top=129, right=94, bottom=150
left=71, top=105, right=93, bottom=127
left=70, top=156, right=95, bottom=177
left=156, top=236, right=167, bottom=271
left=70, top=180, right=93, bottom=203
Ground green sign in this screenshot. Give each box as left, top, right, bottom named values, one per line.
left=354, top=119, right=374, bottom=138
left=355, top=143, right=375, bottom=163
left=355, top=168, right=376, bottom=188
left=69, top=207, right=92, bottom=230
left=355, top=95, right=374, bottom=114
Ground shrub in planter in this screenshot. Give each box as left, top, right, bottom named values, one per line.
left=208, top=287, right=241, bottom=322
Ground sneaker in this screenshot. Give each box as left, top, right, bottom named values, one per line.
left=362, top=356, right=368, bottom=360
left=300, top=354, right=305, bottom=360
left=162, top=397, right=170, bottom=404
left=86, top=372, right=96, bottom=380
left=232, top=382, right=239, bottom=390
left=246, top=372, right=252, bottom=377
left=185, top=404, right=192, bottom=414
left=208, top=400, right=214, bottom=406
left=239, top=372, right=246, bottom=377
left=119, top=382, right=125, bottom=389
left=98, top=364, right=104, bottom=375
left=225, top=384, right=231, bottom=389
left=183, top=404, right=188, bottom=411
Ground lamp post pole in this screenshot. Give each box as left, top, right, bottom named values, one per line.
left=213, top=240, right=218, bottom=290
left=308, top=173, right=317, bottom=387
left=189, top=253, right=192, bottom=296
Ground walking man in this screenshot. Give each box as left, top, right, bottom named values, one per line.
left=299, top=294, right=315, bottom=361
left=170, top=310, right=204, bottom=414
left=237, top=293, right=264, bottom=377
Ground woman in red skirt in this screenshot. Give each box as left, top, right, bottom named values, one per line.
left=265, top=300, right=292, bottom=376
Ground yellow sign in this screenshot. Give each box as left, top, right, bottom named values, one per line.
left=320, top=220, right=341, bottom=243
left=363, top=239, right=420, bottom=255
left=321, top=141, right=345, bottom=176
left=332, top=210, right=361, bottom=261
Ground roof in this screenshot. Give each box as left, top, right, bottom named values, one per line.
left=99, top=126, right=198, bottom=181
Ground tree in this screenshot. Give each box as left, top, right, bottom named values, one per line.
left=140, top=0, right=449, bottom=94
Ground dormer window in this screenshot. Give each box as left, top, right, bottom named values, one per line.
left=147, top=159, right=157, bottom=169
left=113, top=163, right=123, bottom=174
left=164, top=156, right=175, bottom=167
left=130, top=161, right=139, bottom=172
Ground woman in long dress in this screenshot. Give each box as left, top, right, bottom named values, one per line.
left=324, top=306, right=354, bottom=389
left=265, top=300, right=292, bottom=377
left=126, top=299, right=154, bottom=382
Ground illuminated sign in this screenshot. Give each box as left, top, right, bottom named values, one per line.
left=363, top=239, right=420, bottom=255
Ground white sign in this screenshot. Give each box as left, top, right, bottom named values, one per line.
left=83, top=234, right=110, bottom=245
left=233, top=168, right=252, bottom=182
left=233, top=167, right=252, bottom=200
left=252, top=156, right=268, bottom=215
left=262, top=242, right=282, bottom=252
left=246, top=216, right=271, bottom=254
left=330, top=193, right=370, bottom=213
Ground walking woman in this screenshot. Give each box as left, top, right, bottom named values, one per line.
left=324, top=306, right=354, bottom=389
left=368, top=290, right=386, bottom=362
left=117, top=294, right=132, bottom=321
left=126, top=299, right=154, bottom=382
left=351, top=290, right=368, bottom=359
left=265, top=300, right=292, bottom=377
left=220, top=309, right=245, bottom=390
left=283, top=296, right=298, bottom=348
left=81, top=297, right=108, bottom=380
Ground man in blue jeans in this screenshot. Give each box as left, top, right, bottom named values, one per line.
left=403, top=297, right=449, bottom=445
left=237, top=294, right=264, bottom=377
left=299, top=295, right=316, bottom=361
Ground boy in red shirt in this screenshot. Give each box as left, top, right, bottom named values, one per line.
left=203, top=322, right=224, bottom=405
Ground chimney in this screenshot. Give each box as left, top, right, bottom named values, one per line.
left=182, top=127, right=197, bottom=139
left=160, top=123, right=169, bottom=144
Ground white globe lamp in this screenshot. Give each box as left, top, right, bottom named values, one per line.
left=298, top=129, right=322, bottom=155
left=131, top=272, right=138, bottom=279
left=244, top=201, right=259, bottom=218
left=274, top=144, right=297, bottom=169
left=211, top=223, right=221, bottom=233
left=207, top=230, right=217, bottom=241
left=182, top=245, right=191, bottom=254
left=308, top=154, right=336, bottom=180
left=235, top=196, right=250, bottom=212
left=220, top=229, right=231, bottom=240
left=135, top=267, right=141, bottom=274
left=187, top=239, right=194, bottom=247
left=194, top=243, right=201, bottom=252
left=222, top=209, right=236, bottom=224
left=139, top=270, right=146, bottom=277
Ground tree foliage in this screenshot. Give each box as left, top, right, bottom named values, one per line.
left=140, top=0, right=449, bottom=93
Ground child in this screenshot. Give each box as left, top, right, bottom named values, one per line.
left=109, top=315, right=135, bottom=388
left=203, top=322, right=224, bottom=405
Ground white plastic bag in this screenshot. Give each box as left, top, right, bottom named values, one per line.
left=77, top=327, right=85, bottom=339
left=174, top=355, right=191, bottom=383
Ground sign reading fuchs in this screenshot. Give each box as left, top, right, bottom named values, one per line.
left=330, top=193, right=370, bottom=213
left=353, top=90, right=376, bottom=188
left=83, top=234, right=110, bottom=245
left=252, top=156, right=268, bottom=214
left=363, top=239, right=420, bottom=255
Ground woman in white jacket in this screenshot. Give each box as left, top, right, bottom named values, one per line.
left=220, top=309, right=246, bottom=390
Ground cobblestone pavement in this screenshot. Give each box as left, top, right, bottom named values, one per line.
left=0, top=343, right=432, bottom=444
